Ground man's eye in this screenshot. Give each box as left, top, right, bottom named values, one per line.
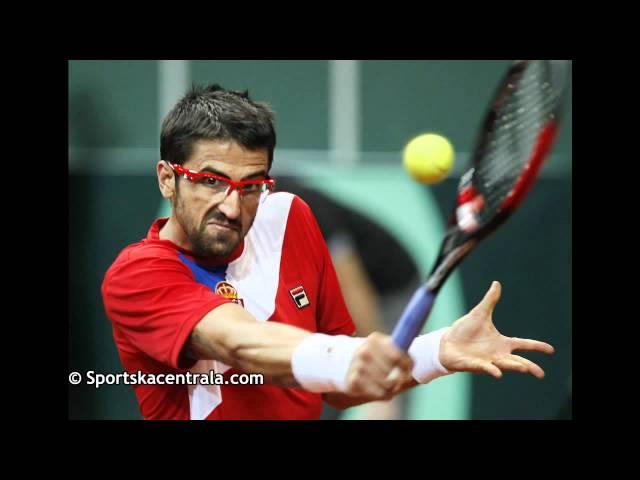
left=205, top=177, right=222, bottom=187
left=244, top=184, right=262, bottom=193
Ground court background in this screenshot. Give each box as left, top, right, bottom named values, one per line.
left=69, top=60, right=572, bottom=420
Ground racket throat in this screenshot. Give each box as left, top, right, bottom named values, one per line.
left=426, top=240, right=478, bottom=292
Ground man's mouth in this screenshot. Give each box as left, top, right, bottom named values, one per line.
left=206, top=221, right=239, bottom=232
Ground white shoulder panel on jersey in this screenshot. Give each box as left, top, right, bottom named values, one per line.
left=226, top=192, right=295, bottom=321
left=188, top=192, right=296, bottom=420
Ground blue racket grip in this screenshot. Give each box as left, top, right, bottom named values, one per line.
left=390, top=285, right=436, bottom=351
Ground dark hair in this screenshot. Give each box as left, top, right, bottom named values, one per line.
left=160, top=83, right=276, bottom=168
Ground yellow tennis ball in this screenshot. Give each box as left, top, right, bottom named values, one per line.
left=403, top=133, right=455, bottom=184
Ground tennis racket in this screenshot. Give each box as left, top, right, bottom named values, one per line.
left=391, top=60, right=572, bottom=350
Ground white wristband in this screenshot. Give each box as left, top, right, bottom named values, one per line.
left=291, top=333, right=365, bottom=392
left=408, top=327, right=451, bottom=384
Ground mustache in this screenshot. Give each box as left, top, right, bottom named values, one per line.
left=203, top=210, right=241, bottom=231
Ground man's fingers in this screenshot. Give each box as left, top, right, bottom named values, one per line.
left=484, top=362, right=503, bottom=378
left=350, top=358, right=411, bottom=397
left=493, top=357, right=530, bottom=374
left=510, top=337, right=555, bottom=355
left=493, top=355, right=545, bottom=379
left=347, top=333, right=414, bottom=399
left=510, top=354, right=546, bottom=379
left=386, top=367, right=402, bottom=383
left=363, top=333, right=405, bottom=371
left=383, top=354, right=413, bottom=388
left=367, top=345, right=408, bottom=379
left=467, top=358, right=502, bottom=378
left=346, top=367, right=386, bottom=398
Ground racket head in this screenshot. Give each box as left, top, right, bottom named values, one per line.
left=426, top=60, right=571, bottom=292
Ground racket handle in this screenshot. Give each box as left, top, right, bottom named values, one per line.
left=391, top=285, right=436, bottom=351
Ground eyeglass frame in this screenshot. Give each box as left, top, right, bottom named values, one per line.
left=167, top=162, right=276, bottom=200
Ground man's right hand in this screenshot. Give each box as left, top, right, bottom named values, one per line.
left=343, top=333, right=414, bottom=400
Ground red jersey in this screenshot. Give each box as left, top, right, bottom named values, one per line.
left=102, top=193, right=355, bottom=419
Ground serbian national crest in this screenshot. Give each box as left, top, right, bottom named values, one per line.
left=215, top=281, right=245, bottom=307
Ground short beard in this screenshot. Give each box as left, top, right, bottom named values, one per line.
left=175, top=194, right=245, bottom=258
left=189, top=223, right=240, bottom=258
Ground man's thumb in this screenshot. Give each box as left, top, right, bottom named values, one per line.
left=476, top=280, right=501, bottom=314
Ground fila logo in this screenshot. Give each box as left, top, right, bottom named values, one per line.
left=289, top=286, right=310, bottom=309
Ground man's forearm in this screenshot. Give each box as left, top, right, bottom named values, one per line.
left=184, top=303, right=312, bottom=387
left=183, top=302, right=416, bottom=398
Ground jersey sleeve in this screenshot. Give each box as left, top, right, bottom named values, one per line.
left=102, top=245, right=232, bottom=370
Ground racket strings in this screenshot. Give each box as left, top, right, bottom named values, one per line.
left=471, top=61, right=561, bottom=223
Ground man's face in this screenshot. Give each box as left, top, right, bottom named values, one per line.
left=173, top=139, right=269, bottom=258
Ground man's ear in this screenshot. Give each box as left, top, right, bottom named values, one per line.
left=157, top=161, right=176, bottom=199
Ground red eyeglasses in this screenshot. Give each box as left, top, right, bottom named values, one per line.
left=169, top=163, right=276, bottom=200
